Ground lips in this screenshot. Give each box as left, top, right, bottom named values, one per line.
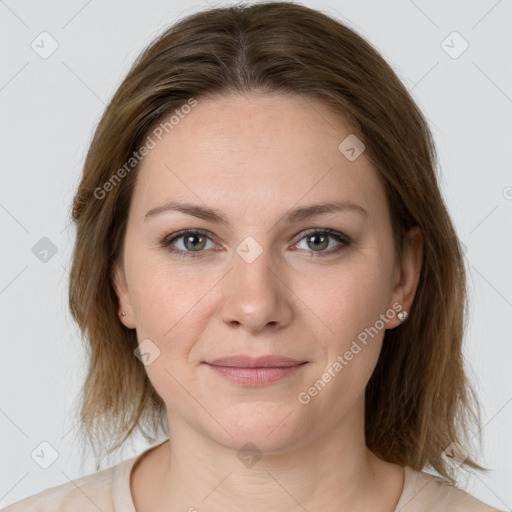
left=204, top=355, right=308, bottom=386
left=205, top=355, right=307, bottom=368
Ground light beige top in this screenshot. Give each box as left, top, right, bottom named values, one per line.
left=2, top=441, right=505, bottom=511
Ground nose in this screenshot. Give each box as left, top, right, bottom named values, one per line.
left=219, top=242, right=293, bottom=334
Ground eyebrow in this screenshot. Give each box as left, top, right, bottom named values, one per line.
left=144, top=200, right=367, bottom=225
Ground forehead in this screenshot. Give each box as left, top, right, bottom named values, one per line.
left=130, top=93, right=387, bottom=224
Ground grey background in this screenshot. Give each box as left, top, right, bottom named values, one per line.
left=0, top=0, right=511, bottom=509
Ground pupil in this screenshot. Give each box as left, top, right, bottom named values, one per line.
left=185, top=234, right=205, bottom=251
left=309, top=234, right=328, bottom=251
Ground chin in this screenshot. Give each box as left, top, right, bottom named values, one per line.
left=204, top=404, right=310, bottom=455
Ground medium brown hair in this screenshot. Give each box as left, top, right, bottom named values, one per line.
left=68, top=1, right=486, bottom=483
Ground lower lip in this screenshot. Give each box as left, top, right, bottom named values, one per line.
left=205, top=363, right=307, bottom=386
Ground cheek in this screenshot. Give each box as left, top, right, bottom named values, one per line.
left=308, top=257, right=393, bottom=345
left=304, top=255, right=392, bottom=395
left=129, top=256, right=212, bottom=336
left=128, top=264, right=212, bottom=407
left=127, top=257, right=220, bottom=380
left=298, top=271, right=388, bottom=422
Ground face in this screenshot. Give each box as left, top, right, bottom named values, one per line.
left=114, top=92, right=421, bottom=453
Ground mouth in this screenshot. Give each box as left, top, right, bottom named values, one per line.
left=205, top=355, right=307, bottom=368
left=203, top=355, right=308, bottom=386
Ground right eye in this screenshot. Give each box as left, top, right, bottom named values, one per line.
left=161, top=229, right=218, bottom=258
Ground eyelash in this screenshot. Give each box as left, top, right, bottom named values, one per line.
left=160, top=228, right=352, bottom=259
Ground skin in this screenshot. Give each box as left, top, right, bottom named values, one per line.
left=114, top=92, right=423, bottom=511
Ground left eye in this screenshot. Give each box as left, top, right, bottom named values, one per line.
left=292, top=229, right=351, bottom=255
left=161, top=228, right=351, bottom=258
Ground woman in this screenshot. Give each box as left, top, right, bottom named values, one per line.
left=4, top=2, right=504, bottom=511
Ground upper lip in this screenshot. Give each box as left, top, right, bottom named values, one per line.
left=205, top=355, right=307, bottom=368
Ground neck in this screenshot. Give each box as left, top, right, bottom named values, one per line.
left=132, top=399, right=404, bottom=511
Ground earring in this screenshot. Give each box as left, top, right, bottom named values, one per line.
left=119, top=311, right=127, bottom=317
left=397, top=311, right=408, bottom=322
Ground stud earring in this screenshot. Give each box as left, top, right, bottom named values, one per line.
left=119, top=311, right=127, bottom=317
left=397, top=311, right=408, bottom=322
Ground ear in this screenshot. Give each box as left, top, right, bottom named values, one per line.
left=386, top=226, right=423, bottom=329
left=112, top=261, right=136, bottom=329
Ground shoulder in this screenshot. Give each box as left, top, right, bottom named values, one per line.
left=1, top=463, right=120, bottom=512
left=400, top=466, right=505, bottom=512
